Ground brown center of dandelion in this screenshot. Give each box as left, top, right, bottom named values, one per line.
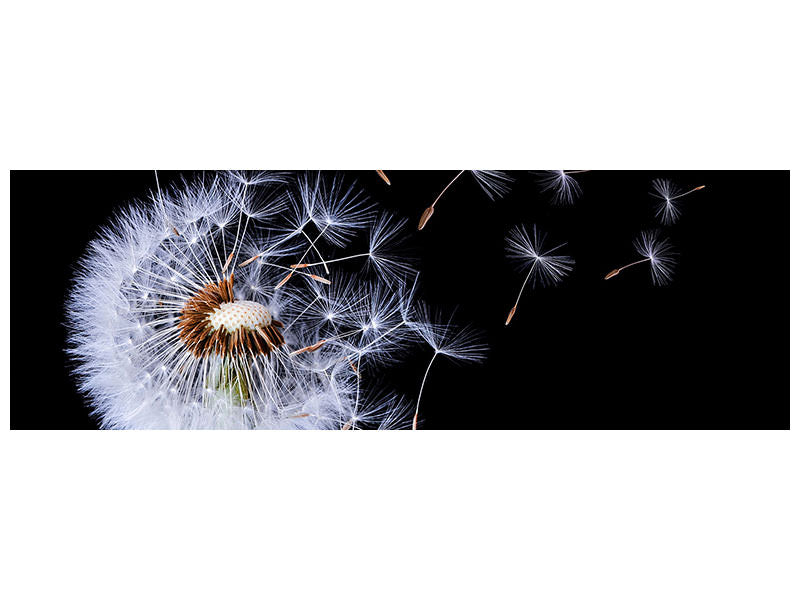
left=178, top=274, right=285, bottom=358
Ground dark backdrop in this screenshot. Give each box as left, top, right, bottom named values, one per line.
left=10, top=170, right=789, bottom=429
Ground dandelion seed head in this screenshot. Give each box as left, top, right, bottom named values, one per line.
left=536, top=170, right=583, bottom=205
left=367, top=214, right=416, bottom=284
left=634, top=230, right=677, bottom=286
left=651, top=178, right=683, bottom=225
left=410, top=305, right=488, bottom=363
left=506, top=225, right=575, bottom=287
left=67, top=171, right=430, bottom=430
left=297, top=172, right=373, bottom=247
left=470, top=170, right=513, bottom=200
left=208, top=301, right=274, bottom=333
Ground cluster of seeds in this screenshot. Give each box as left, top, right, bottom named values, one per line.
left=68, top=171, right=486, bottom=429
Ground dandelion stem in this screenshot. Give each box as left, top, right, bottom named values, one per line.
left=301, top=228, right=330, bottom=274
left=418, top=170, right=466, bottom=230
left=506, top=262, right=537, bottom=325
left=290, top=253, right=370, bottom=269
left=353, top=353, right=363, bottom=422
left=604, top=257, right=650, bottom=280
left=275, top=222, right=329, bottom=288
left=348, top=321, right=405, bottom=356
left=283, top=294, right=321, bottom=332
left=413, top=352, right=439, bottom=430
left=263, top=261, right=330, bottom=286
left=431, top=170, right=466, bottom=209
left=671, top=185, right=706, bottom=201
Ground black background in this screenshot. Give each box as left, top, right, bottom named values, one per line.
left=10, top=170, right=789, bottom=429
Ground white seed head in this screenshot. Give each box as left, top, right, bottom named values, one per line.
left=506, top=224, right=575, bottom=287
left=535, top=170, right=583, bottom=205
left=208, top=300, right=273, bottom=333
left=634, top=230, right=677, bottom=285
left=651, top=178, right=682, bottom=225
left=66, top=171, right=432, bottom=430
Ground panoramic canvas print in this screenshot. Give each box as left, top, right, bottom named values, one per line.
left=10, top=170, right=788, bottom=429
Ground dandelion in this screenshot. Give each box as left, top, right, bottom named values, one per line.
left=504, top=225, right=574, bottom=325
left=67, top=171, right=437, bottom=429
left=417, top=170, right=512, bottom=230
left=651, top=178, right=705, bottom=225
left=288, top=213, right=416, bottom=285
left=407, top=306, right=487, bottom=429
left=604, top=230, right=677, bottom=286
left=535, top=170, right=590, bottom=205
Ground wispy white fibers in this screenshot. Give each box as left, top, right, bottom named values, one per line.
left=417, top=170, right=512, bottom=230
left=469, top=170, right=513, bottom=200
left=535, top=170, right=588, bottom=205
left=504, top=225, right=574, bottom=325
left=67, top=171, right=444, bottom=430
left=650, top=178, right=706, bottom=225
left=633, top=230, right=677, bottom=285
left=651, top=179, right=682, bottom=225
left=605, top=230, right=677, bottom=286
left=406, top=305, right=488, bottom=429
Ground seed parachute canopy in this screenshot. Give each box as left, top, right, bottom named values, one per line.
left=67, top=171, right=429, bottom=429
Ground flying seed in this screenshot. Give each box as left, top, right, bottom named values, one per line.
left=505, top=305, right=517, bottom=325
left=418, top=206, right=435, bottom=230
left=238, top=254, right=260, bottom=267
left=275, top=272, right=293, bottom=288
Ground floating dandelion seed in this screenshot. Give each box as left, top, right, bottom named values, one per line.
left=289, top=213, right=415, bottom=286
left=417, top=170, right=512, bottom=230
left=407, top=306, right=487, bottom=429
left=535, top=170, right=590, bottom=205
left=651, top=178, right=705, bottom=225
left=504, top=225, right=574, bottom=325
left=67, top=171, right=439, bottom=429
left=605, top=230, right=677, bottom=286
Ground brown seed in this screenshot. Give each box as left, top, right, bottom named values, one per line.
left=238, top=254, right=260, bottom=267
left=604, top=268, right=621, bottom=280
left=376, top=170, right=391, bottom=185
left=275, top=272, right=293, bottom=288
left=255, top=327, right=274, bottom=349
left=222, top=252, right=234, bottom=273
left=505, top=305, right=517, bottom=326
left=418, top=206, right=435, bottom=230
left=693, top=185, right=706, bottom=191
left=342, top=418, right=353, bottom=430
left=412, top=414, right=419, bottom=430
left=307, top=339, right=327, bottom=352
left=172, top=226, right=180, bottom=236
left=309, top=274, right=331, bottom=285
left=290, top=263, right=309, bottom=269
